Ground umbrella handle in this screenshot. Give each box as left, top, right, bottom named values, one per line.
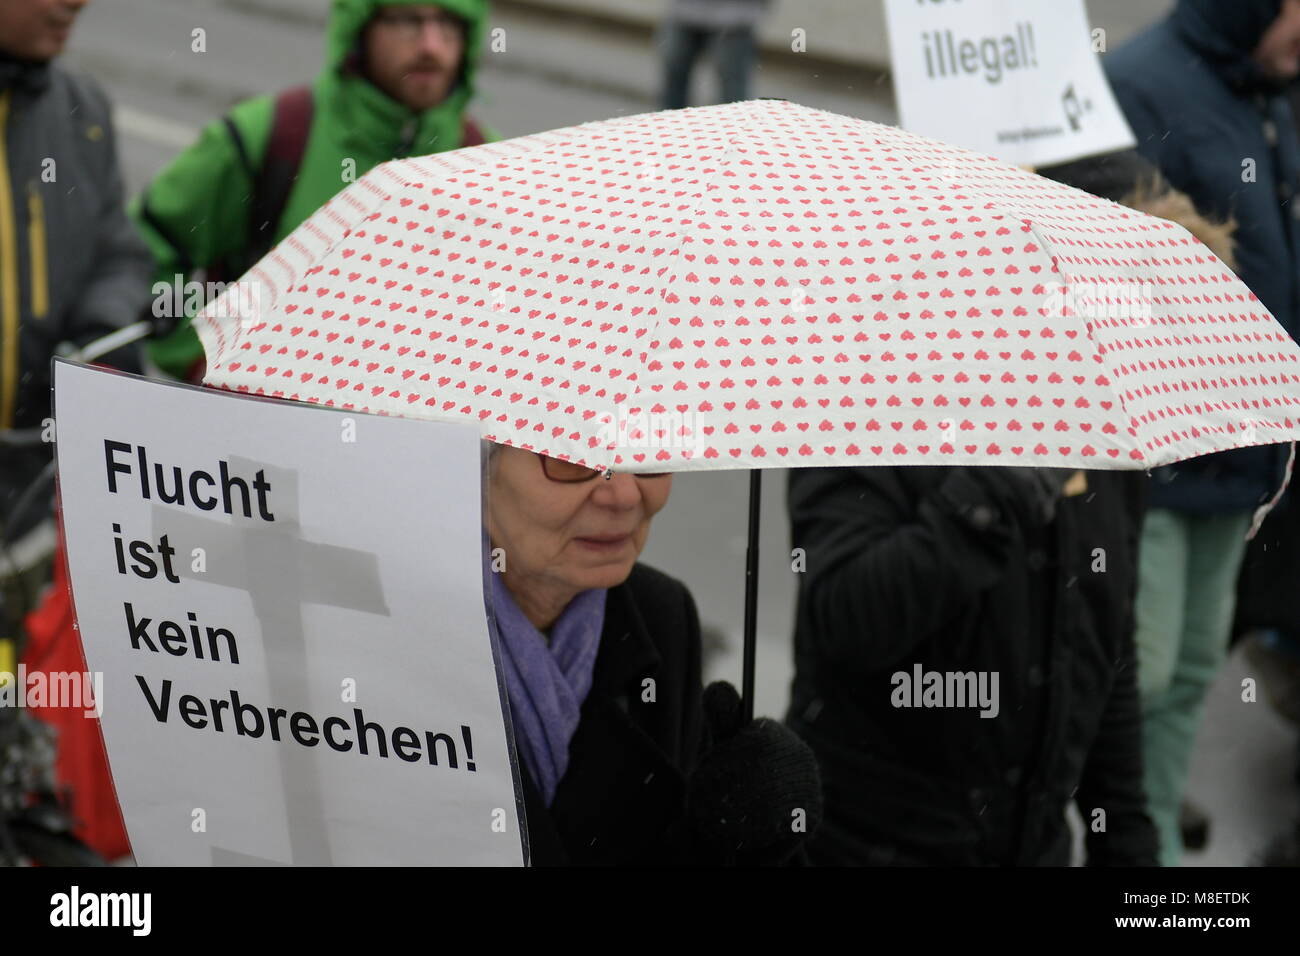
left=742, top=469, right=761, bottom=724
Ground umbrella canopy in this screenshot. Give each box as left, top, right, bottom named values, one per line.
left=197, top=99, right=1300, bottom=473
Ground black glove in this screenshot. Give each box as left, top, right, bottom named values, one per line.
left=685, top=681, right=823, bottom=865
left=966, top=467, right=1077, bottom=525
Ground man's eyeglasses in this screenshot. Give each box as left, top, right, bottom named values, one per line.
left=537, top=453, right=669, bottom=483
left=374, top=8, right=465, bottom=41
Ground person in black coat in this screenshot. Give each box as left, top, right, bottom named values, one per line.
left=1036, top=147, right=1251, bottom=862
left=785, top=465, right=1158, bottom=866
left=485, top=444, right=821, bottom=865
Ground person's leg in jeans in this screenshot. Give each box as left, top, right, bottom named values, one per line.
left=712, top=24, right=759, bottom=103
left=1139, top=509, right=1252, bottom=865
left=1163, top=511, right=1252, bottom=863
left=659, top=20, right=711, bottom=109
left=1133, top=508, right=1191, bottom=866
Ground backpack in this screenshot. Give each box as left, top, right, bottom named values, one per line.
left=216, top=85, right=487, bottom=278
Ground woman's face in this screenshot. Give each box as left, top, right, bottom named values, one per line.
left=487, top=447, right=673, bottom=600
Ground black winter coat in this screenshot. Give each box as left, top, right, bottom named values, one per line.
left=519, top=563, right=705, bottom=865
left=785, top=466, right=1158, bottom=866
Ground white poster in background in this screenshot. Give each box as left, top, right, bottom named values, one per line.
left=53, top=362, right=524, bottom=866
left=884, top=0, right=1135, bottom=167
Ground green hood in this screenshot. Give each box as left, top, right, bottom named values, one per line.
left=319, top=0, right=489, bottom=156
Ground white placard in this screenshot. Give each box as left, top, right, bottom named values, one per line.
left=884, top=0, right=1135, bottom=167
left=53, top=362, right=524, bottom=866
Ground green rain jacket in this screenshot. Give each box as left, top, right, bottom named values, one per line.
left=133, top=0, right=492, bottom=378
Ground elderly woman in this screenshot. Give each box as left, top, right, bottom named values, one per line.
left=484, top=443, right=820, bottom=865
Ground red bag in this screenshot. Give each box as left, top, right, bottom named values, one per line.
left=22, top=543, right=131, bottom=862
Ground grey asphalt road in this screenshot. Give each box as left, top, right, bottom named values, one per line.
left=59, top=0, right=1298, bottom=867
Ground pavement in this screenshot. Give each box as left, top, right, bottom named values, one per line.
left=220, top=0, right=1178, bottom=74
left=497, top=0, right=1175, bottom=72
left=82, top=0, right=1178, bottom=184
left=57, top=0, right=1299, bottom=867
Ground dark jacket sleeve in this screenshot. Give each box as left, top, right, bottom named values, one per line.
left=65, top=77, right=153, bottom=353
left=1074, top=628, right=1159, bottom=866
left=789, top=466, right=1021, bottom=672
left=1074, top=475, right=1159, bottom=867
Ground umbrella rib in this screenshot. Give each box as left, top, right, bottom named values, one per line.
left=865, top=128, right=1148, bottom=466
left=876, top=124, right=1147, bottom=467
left=1018, top=217, right=1145, bottom=467
left=613, top=116, right=750, bottom=472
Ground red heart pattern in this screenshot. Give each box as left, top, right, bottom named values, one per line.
left=196, top=101, right=1300, bottom=472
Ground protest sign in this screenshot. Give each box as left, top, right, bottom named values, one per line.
left=53, top=362, right=525, bottom=865
left=884, top=0, right=1134, bottom=167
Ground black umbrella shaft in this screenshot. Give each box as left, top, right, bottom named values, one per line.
left=742, top=469, right=761, bottom=724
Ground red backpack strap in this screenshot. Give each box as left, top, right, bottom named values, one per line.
left=461, top=116, right=487, bottom=148
left=246, top=85, right=314, bottom=265
left=196, top=86, right=312, bottom=381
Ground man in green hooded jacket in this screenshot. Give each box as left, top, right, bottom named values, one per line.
left=133, top=0, right=492, bottom=380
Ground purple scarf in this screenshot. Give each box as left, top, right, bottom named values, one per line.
left=488, top=569, right=606, bottom=807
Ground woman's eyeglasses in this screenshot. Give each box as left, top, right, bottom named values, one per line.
left=537, top=453, right=669, bottom=483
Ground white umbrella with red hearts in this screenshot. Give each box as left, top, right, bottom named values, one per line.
left=196, top=99, right=1300, bottom=717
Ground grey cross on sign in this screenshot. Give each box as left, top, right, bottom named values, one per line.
left=150, top=457, right=389, bottom=866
